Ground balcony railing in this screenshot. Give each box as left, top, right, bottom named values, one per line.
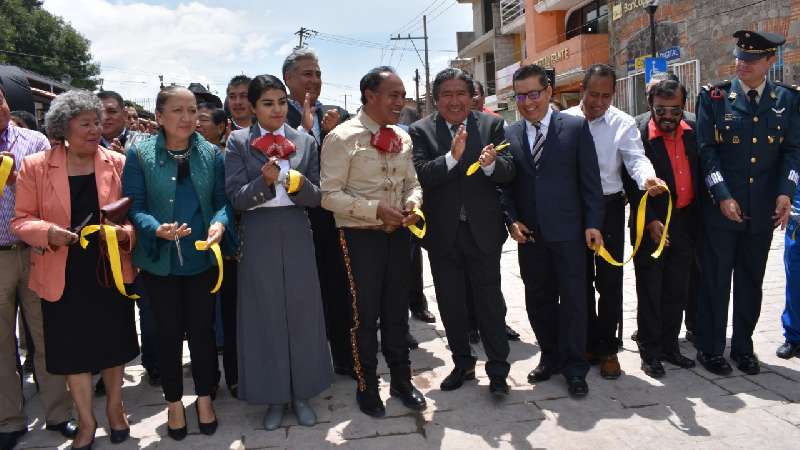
left=500, top=0, right=525, bottom=29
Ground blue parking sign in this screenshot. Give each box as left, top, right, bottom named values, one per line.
left=644, top=57, right=668, bottom=84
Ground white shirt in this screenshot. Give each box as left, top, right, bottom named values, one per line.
left=249, top=124, right=295, bottom=209
left=443, top=117, right=496, bottom=176
left=525, top=106, right=553, bottom=152
left=562, top=104, right=655, bottom=195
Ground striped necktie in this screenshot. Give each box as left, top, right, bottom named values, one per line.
left=531, top=121, right=544, bottom=168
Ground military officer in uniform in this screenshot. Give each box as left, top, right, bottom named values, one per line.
left=695, top=30, right=800, bottom=375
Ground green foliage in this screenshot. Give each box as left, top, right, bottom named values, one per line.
left=0, top=0, right=100, bottom=90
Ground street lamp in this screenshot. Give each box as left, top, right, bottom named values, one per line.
left=646, top=0, right=660, bottom=58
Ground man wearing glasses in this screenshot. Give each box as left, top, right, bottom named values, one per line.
left=623, top=79, right=700, bottom=378
left=695, top=30, right=800, bottom=375
left=500, top=64, right=603, bottom=397
left=562, top=64, right=666, bottom=380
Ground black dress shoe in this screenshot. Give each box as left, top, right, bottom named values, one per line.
left=109, top=427, right=130, bottom=444
left=405, top=332, right=419, bottom=350
left=0, top=429, right=27, bottom=450
left=685, top=330, right=695, bottom=343
left=731, top=353, right=760, bottom=375
left=356, top=388, right=386, bottom=418
left=146, top=367, right=161, bottom=387
left=661, top=352, right=696, bottom=368
left=70, top=424, right=96, bottom=450
left=166, top=405, right=187, bottom=441
left=389, top=382, right=427, bottom=410
left=468, top=329, right=481, bottom=344
left=776, top=341, right=800, bottom=359
left=505, top=325, right=521, bottom=341
left=566, top=377, right=588, bottom=398
left=440, top=367, right=476, bottom=391
left=195, top=402, right=218, bottom=435
left=411, top=309, right=436, bottom=323
left=46, top=420, right=78, bottom=438
left=489, top=377, right=510, bottom=396
left=696, top=352, right=732, bottom=376
left=94, top=378, right=105, bottom=397
left=527, top=361, right=560, bottom=383
left=641, top=358, right=666, bottom=378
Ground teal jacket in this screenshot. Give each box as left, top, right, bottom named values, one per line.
left=122, top=131, right=229, bottom=276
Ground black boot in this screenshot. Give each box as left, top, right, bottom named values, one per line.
left=356, top=373, right=384, bottom=418
left=389, top=368, right=426, bottom=411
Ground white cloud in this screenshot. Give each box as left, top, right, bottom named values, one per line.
left=44, top=0, right=277, bottom=105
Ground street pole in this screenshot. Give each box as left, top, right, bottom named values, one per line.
left=423, top=15, right=431, bottom=114
left=414, top=69, right=421, bottom=116
left=646, top=1, right=659, bottom=57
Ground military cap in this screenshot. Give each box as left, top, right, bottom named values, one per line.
left=733, top=30, right=785, bottom=61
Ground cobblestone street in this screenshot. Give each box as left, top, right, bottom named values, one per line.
left=16, top=229, right=800, bottom=449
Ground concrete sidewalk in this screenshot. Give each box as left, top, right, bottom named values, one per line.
left=14, top=228, right=800, bottom=449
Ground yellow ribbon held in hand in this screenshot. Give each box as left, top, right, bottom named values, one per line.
left=194, top=241, right=223, bottom=293
left=80, top=225, right=140, bottom=299
left=407, top=207, right=427, bottom=239
left=594, top=185, right=673, bottom=267
left=466, top=142, right=511, bottom=176
left=0, top=155, right=13, bottom=195
left=286, top=169, right=303, bottom=194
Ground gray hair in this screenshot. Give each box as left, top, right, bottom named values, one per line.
left=282, top=47, right=319, bottom=78
left=45, top=90, right=102, bottom=140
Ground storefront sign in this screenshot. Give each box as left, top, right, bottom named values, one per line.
left=627, top=47, right=681, bottom=73
left=533, top=47, right=570, bottom=68
left=612, top=0, right=650, bottom=21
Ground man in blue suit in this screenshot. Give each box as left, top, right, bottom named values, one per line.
left=500, top=64, right=604, bottom=397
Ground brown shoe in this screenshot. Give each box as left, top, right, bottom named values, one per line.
left=600, top=355, right=621, bottom=379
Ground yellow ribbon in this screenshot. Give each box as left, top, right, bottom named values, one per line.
left=194, top=241, right=223, bottom=293
left=286, top=169, right=302, bottom=194
left=0, top=155, right=13, bottom=196
left=594, top=186, right=673, bottom=266
left=407, top=207, right=427, bottom=239
left=466, top=142, right=510, bottom=176
left=79, top=225, right=140, bottom=299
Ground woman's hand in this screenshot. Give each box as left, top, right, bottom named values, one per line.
left=47, top=224, right=78, bottom=247
left=205, top=222, right=225, bottom=246
left=261, top=157, right=280, bottom=185
left=155, top=222, right=191, bottom=240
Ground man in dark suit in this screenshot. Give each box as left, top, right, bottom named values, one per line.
left=410, top=68, right=515, bottom=396
left=500, top=64, right=604, bottom=397
left=282, top=48, right=355, bottom=377
left=623, top=79, right=700, bottom=378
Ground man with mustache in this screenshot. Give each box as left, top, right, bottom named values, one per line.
left=623, top=79, right=701, bottom=378
left=695, top=30, right=800, bottom=375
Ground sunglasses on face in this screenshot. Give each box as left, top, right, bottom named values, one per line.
left=653, top=106, right=683, bottom=117
left=515, top=86, right=548, bottom=102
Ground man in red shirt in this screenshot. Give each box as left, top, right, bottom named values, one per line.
left=623, top=79, right=701, bottom=378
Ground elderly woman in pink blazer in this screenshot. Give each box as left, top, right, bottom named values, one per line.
left=12, top=90, right=138, bottom=450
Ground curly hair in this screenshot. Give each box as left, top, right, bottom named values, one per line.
left=44, top=90, right=102, bottom=140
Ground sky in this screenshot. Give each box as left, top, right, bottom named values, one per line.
left=41, top=0, right=474, bottom=112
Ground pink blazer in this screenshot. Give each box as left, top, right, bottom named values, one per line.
left=11, top=145, right=136, bottom=301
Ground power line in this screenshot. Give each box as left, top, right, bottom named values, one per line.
left=393, top=0, right=449, bottom=35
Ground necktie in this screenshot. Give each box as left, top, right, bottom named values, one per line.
left=747, top=89, right=759, bottom=111
left=530, top=121, right=544, bottom=168
left=450, top=123, right=468, bottom=221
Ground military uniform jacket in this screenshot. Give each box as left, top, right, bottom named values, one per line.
left=697, top=78, right=800, bottom=232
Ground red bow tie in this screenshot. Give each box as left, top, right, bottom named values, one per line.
left=252, top=133, right=296, bottom=159
left=371, top=127, right=403, bottom=154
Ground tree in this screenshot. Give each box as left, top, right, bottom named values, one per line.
left=0, top=0, right=100, bottom=90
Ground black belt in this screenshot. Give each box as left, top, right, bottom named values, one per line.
left=604, top=191, right=624, bottom=201
left=0, top=243, right=27, bottom=251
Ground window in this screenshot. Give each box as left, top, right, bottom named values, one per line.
left=566, top=0, right=609, bottom=40
left=768, top=45, right=784, bottom=82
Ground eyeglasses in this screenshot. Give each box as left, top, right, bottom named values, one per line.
left=515, top=87, right=548, bottom=102
left=653, top=106, right=683, bottom=117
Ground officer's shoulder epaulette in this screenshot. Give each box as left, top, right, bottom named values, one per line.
left=772, top=81, right=800, bottom=93
left=701, top=80, right=730, bottom=100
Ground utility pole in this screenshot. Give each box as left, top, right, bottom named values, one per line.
left=343, top=94, right=349, bottom=112
left=413, top=69, right=421, bottom=116
left=295, top=27, right=317, bottom=49
left=158, top=75, right=164, bottom=90
left=390, top=14, right=431, bottom=114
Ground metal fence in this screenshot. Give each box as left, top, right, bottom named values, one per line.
left=614, top=59, right=700, bottom=116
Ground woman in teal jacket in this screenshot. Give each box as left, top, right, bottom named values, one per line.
left=122, top=86, right=228, bottom=441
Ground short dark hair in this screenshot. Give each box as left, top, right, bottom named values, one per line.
left=360, top=66, right=396, bottom=105
left=582, top=64, right=617, bottom=91
left=247, top=75, right=287, bottom=106
left=197, top=103, right=229, bottom=126
left=648, top=79, right=687, bottom=105
left=10, top=110, right=37, bottom=130
left=155, top=86, right=193, bottom=113
left=473, top=80, right=485, bottom=97
left=512, top=64, right=550, bottom=91
left=432, top=68, right=475, bottom=101
left=227, top=75, right=251, bottom=93
left=97, top=90, right=124, bottom=109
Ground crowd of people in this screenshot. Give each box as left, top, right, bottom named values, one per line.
left=1, top=28, right=799, bottom=450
